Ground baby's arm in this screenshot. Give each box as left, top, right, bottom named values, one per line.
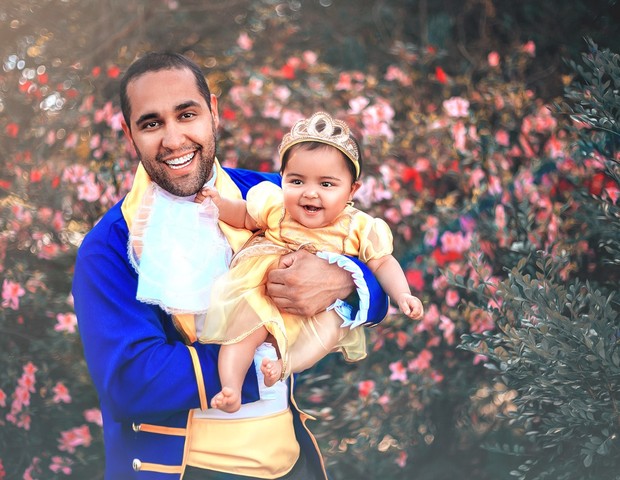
left=366, top=255, right=424, bottom=320
left=195, top=187, right=259, bottom=231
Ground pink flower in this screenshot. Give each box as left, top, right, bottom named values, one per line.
left=0, top=389, right=6, bottom=408
left=53, top=382, right=72, bottom=404
left=440, top=231, right=471, bottom=253
left=55, top=313, right=77, bottom=334
left=495, top=129, right=510, bottom=147
left=348, top=95, right=370, bottom=114
left=439, top=315, right=456, bottom=344
left=302, top=50, right=318, bottom=65
left=443, top=96, right=470, bottom=117
left=58, top=425, right=92, bottom=454
left=389, top=361, right=408, bottom=383
left=77, top=174, right=102, bottom=202
left=409, top=349, right=432, bottom=371
left=396, top=451, right=408, bottom=468
left=487, top=51, right=500, bottom=67
left=445, top=289, right=460, bottom=307
left=2, top=279, right=25, bottom=310
left=358, top=380, right=375, bottom=399
left=237, top=32, right=253, bottom=51
left=49, top=456, right=73, bottom=475
left=83, top=408, right=103, bottom=426
left=522, top=40, right=536, bottom=56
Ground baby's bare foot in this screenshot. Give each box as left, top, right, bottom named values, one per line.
left=210, top=386, right=241, bottom=413
left=260, top=357, right=283, bottom=387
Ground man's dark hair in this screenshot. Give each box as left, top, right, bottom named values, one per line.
left=120, top=52, right=212, bottom=129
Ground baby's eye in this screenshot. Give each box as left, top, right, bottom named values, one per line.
left=321, top=181, right=333, bottom=188
left=291, top=179, right=302, bottom=185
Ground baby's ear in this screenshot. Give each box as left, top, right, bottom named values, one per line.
left=349, top=181, right=362, bottom=198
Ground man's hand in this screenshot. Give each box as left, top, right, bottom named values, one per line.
left=266, top=249, right=354, bottom=317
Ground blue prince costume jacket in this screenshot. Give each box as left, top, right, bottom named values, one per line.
left=72, top=164, right=388, bottom=479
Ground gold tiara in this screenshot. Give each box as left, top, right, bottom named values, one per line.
left=278, top=111, right=360, bottom=179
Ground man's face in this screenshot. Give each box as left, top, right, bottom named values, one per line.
left=122, top=68, right=219, bottom=197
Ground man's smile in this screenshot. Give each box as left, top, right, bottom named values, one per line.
left=164, top=151, right=195, bottom=170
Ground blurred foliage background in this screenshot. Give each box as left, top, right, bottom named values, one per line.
left=1, top=1, right=619, bottom=479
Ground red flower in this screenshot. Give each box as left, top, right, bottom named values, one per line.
left=431, top=247, right=463, bottom=267
left=435, top=66, right=447, bottom=84
left=405, top=269, right=425, bottom=291
left=91, top=66, right=101, bottom=77
left=5, top=123, right=19, bottom=138
left=30, top=169, right=43, bottom=183
left=107, top=65, right=121, bottom=79
left=221, top=107, right=236, bottom=121
left=402, top=167, right=424, bottom=192
left=280, top=63, right=295, bottom=80
left=37, top=72, right=48, bottom=84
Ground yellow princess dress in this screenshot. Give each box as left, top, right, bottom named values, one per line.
left=199, top=181, right=393, bottom=378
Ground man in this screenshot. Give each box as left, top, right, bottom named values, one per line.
left=72, top=52, right=388, bottom=479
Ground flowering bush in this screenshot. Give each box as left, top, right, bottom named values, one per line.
left=1, top=2, right=618, bottom=478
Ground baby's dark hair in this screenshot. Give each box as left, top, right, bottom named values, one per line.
left=280, top=137, right=363, bottom=183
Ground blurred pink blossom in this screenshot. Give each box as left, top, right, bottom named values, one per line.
left=49, top=456, right=73, bottom=475
left=396, top=451, right=408, bottom=468
left=495, top=129, right=510, bottom=147
left=302, top=50, right=318, bottom=65
left=358, top=380, right=375, bottom=399
left=280, top=109, right=305, bottom=128
left=0, top=389, right=5, bottom=408
left=53, top=382, right=72, bottom=404
left=439, top=315, right=456, bottom=344
left=389, top=361, right=408, bottom=383
left=54, top=313, right=77, bottom=333
left=408, top=349, right=432, bottom=371
left=83, top=408, right=103, bottom=426
left=348, top=95, right=370, bottom=114
left=58, top=425, right=92, bottom=454
left=440, top=231, right=471, bottom=253
left=488, top=51, right=500, bottom=67
left=522, top=40, right=536, bottom=56
left=445, top=289, right=460, bottom=307
left=384, top=65, right=412, bottom=86
left=443, top=96, right=470, bottom=117
left=77, top=174, right=102, bottom=202
left=237, top=32, right=253, bottom=51
left=2, top=279, right=25, bottom=310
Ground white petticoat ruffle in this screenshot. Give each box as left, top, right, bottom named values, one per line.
left=316, top=251, right=370, bottom=329
left=128, top=183, right=232, bottom=315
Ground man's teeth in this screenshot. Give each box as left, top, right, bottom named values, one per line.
left=165, top=152, right=195, bottom=169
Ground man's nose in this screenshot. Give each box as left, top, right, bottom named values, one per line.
left=162, top=123, right=185, bottom=150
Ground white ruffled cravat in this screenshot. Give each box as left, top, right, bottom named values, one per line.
left=128, top=182, right=232, bottom=315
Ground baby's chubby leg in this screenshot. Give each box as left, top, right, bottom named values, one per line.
left=213, top=327, right=269, bottom=413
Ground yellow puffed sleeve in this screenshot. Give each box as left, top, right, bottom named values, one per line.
left=246, top=181, right=285, bottom=230
left=346, top=211, right=394, bottom=263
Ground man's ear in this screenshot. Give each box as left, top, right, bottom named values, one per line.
left=121, top=120, right=136, bottom=155
left=210, top=93, right=220, bottom=131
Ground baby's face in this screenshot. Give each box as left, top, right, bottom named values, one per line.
left=281, top=146, right=359, bottom=229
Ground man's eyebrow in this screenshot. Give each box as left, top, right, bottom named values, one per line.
left=134, top=100, right=203, bottom=126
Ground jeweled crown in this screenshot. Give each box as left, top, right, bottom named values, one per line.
left=278, top=111, right=360, bottom=179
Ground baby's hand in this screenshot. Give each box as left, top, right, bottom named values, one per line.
left=397, top=294, right=424, bottom=320
left=195, top=186, right=220, bottom=205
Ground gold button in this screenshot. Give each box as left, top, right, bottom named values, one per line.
left=132, top=459, right=142, bottom=471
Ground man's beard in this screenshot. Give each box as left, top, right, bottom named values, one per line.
left=136, top=134, right=217, bottom=198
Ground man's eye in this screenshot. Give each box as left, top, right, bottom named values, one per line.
left=142, top=121, right=159, bottom=130
left=180, top=112, right=195, bottom=120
